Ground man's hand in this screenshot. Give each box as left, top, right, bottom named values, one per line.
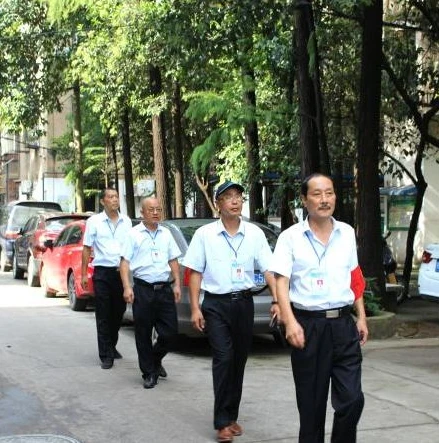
left=270, top=303, right=281, bottom=321
left=285, top=320, right=305, bottom=349
left=356, top=317, right=368, bottom=346
left=81, top=275, right=88, bottom=291
left=173, top=285, right=181, bottom=303
left=191, top=307, right=205, bottom=332
left=123, top=287, right=134, bottom=304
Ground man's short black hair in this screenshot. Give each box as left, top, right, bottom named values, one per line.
left=99, top=187, right=118, bottom=200
left=300, top=173, right=334, bottom=196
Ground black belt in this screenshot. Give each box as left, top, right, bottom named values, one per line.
left=292, top=305, right=352, bottom=319
left=133, top=277, right=173, bottom=291
left=94, top=266, right=119, bottom=271
left=205, top=290, right=253, bottom=300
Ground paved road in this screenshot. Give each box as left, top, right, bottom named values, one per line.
left=1, top=271, right=439, bottom=442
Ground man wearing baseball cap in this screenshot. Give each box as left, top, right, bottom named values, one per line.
left=183, top=180, right=278, bottom=442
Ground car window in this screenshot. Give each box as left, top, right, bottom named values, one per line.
left=65, top=226, right=83, bottom=246
left=258, top=225, right=278, bottom=251
left=54, top=227, right=72, bottom=247
left=46, top=218, right=77, bottom=233
left=22, top=216, right=38, bottom=234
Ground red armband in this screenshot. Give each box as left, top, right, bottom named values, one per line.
left=350, top=266, right=365, bottom=300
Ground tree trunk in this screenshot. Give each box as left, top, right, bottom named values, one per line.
left=295, top=0, right=320, bottom=178
left=149, top=65, right=171, bottom=219
left=72, top=79, right=85, bottom=212
left=121, top=109, right=135, bottom=218
left=402, top=138, right=427, bottom=297
left=172, top=81, right=186, bottom=218
left=356, top=1, right=387, bottom=309
left=242, top=68, right=264, bottom=223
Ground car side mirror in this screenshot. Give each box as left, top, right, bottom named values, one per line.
left=44, top=239, right=54, bottom=248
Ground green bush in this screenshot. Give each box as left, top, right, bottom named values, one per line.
left=363, top=278, right=383, bottom=317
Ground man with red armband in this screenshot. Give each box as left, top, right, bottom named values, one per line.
left=271, top=173, right=368, bottom=443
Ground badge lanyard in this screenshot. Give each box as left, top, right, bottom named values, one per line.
left=305, top=231, right=327, bottom=267
left=146, top=228, right=158, bottom=245
left=106, top=218, right=120, bottom=238
left=222, top=231, right=244, bottom=259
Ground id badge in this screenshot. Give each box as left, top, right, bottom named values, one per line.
left=231, top=261, right=245, bottom=283
left=310, top=270, right=328, bottom=295
left=151, top=248, right=162, bottom=263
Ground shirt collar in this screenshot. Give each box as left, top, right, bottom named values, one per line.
left=137, top=222, right=162, bottom=234
left=302, top=216, right=340, bottom=235
left=216, top=218, right=245, bottom=236
left=100, top=210, right=121, bottom=222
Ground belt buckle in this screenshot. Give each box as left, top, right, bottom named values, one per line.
left=230, top=292, right=240, bottom=300
left=325, top=309, right=340, bottom=319
left=153, top=284, right=163, bottom=291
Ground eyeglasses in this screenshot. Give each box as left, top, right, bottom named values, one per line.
left=146, top=208, right=163, bottom=213
left=220, top=195, right=245, bottom=202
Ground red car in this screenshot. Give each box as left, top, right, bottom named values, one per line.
left=13, top=212, right=90, bottom=287
left=40, top=219, right=94, bottom=311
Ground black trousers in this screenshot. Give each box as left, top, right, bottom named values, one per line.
left=202, top=293, right=254, bottom=430
left=291, top=313, right=364, bottom=443
left=132, top=283, right=178, bottom=377
left=92, top=267, right=126, bottom=362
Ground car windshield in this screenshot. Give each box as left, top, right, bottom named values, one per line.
left=9, top=207, right=59, bottom=231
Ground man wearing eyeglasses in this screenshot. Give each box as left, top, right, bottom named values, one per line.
left=183, top=181, right=277, bottom=443
left=120, top=197, right=181, bottom=389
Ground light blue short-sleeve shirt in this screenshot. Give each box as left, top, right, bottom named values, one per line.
left=270, top=217, right=358, bottom=310
left=83, top=211, right=132, bottom=267
left=121, top=222, right=181, bottom=283
left=182, top=219, right=272, bottom=294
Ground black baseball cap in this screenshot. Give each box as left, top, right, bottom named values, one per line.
left=215, top=181, right=245, bottom=200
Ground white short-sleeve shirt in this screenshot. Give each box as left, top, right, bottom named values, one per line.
left=270, top=217, right=358, bottom=310
left=83, top=211, right=132, bottom=267
left=182, top=219, right=272, bottom=294
left=121, top=222, right=181, bottom=283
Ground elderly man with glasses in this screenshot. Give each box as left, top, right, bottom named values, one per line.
left=120, top=197, right=182, bottom=389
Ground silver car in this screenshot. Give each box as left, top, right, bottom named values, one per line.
left=126, top=218, right=279, bottom=341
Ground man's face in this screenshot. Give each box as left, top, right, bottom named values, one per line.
left=216, top=188, right=244, bottom=217
left=301, top=176, right=336, bottom=220
left=141, top=199, right=162, bottom=225
left=101, top=189, right=120, bottom=212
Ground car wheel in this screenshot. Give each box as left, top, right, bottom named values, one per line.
left=12, top=253, right=25, bottom=279
left=27, top=256, right=40, bottom=287
left=40, top=265, right=56, bottom=297
left=68, top=272, right=87, bottom=311
left=1, top=248, right=11, bottom=272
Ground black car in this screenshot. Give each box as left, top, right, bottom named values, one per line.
left=0, top=200, right=63, bottom=272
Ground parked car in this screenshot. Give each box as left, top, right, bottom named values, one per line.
left=40, top=219, right=94, bottom=311
left=418, top=243, right=439, bottom=302
left=125, top=218, right=280, bottom=340
left=12, top=212, right=90, bottom=287
left=0, top=200, right=63, bottom=272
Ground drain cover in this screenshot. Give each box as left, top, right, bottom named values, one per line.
left=0, top=436, right=81, bottom=443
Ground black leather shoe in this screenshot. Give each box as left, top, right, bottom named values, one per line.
left=159, top=365, right=167, bottom=378
left=143, top=374, right=158, bottom=389
left=113, top=349, right=123, bottom=359
left=101, top=358, right=114, bottom=369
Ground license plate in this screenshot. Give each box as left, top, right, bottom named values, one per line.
left=253, top=271, right=266, bottom=286
left=435, top=260, right=439, bottom=272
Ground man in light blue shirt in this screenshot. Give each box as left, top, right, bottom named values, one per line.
left=81, top=188, right=131, bottom=370
left=120, top=197, right=181, bottom=389
left=183, top=181, right=277, bottom=443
